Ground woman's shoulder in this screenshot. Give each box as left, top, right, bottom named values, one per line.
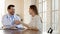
left=35, top=15, right=42, bottom=23
left=35, top=15, right=41, bottom=19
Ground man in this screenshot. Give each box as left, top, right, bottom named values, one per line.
left=2, top=5, right=23, bottom=29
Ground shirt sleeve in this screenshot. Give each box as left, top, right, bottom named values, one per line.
left=14, top=15, right=23, bottom=28
left=36, top=16, right=43, bottom=32
left=2, top=15, right=11, bottom=26
left=2, top=15, right=6, bottom=26
left=28, top=18, right=36, bottom=28
left=28, top=16, right=43, bottom=31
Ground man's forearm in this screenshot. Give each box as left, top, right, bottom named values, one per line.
left=14, top=20, right=20, bottom=25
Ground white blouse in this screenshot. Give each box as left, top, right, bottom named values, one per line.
left=29, top=15, right=43, bottom=32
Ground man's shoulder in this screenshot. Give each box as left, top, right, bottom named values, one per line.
left=2, top=14, right=8, bottom=18
left=14, top=14, right=20, bottom=18
left=14, top=14, right=21, bottom=20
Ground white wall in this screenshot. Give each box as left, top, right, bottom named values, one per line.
left=0, top=0, right=5, bottom=27
left=24, top=0, right=37, bottom=24
left=24, top=0, right=31, bottom=24
left=5, top=0, right=24, bottom=19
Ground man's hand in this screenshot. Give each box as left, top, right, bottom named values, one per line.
left=2, top=26, right=6, bottom=29
left=10, top=26, right=17, bottom=29
left=14, top=20, right=20, bottom=25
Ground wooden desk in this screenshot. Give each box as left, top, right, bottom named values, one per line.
left=0, top=29, right=41, bottom=34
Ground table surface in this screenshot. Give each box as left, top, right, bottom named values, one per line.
left=0, top=29, right=41, bottom=34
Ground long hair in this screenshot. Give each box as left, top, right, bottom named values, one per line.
left=30, top=5, right=38, bottom=15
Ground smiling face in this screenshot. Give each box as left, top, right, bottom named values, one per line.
left=29, top=5, right=38, bottom=17
left=7, top=5, right=15, bottom=15
left=29, top=8, right=35, bottom=17
left=8, top=7, right=15, bottom=15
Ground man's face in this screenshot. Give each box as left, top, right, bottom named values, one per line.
left=8, top=7, right=15, bottom=15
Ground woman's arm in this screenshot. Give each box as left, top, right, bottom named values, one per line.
left=21, top=23, right=39, bottom=30
left=28, top=27, right=39, bottom=31
left=21, top=23, right=30, bottom=28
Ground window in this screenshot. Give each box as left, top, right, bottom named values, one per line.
left=39, top=0, right=59, bottom=33
left=38, top=0, right=47, bottom=32
left=52, top=0, right=59, bottom=32
left=0, top=0, right=5, bottom=28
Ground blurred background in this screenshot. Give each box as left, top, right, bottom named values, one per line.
left=0, top=0, right=60, bottom=34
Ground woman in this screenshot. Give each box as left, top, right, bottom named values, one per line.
left=22, top=5, right=42, bottom=31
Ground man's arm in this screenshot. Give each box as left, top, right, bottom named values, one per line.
left=14, top=15, right=21, bottom=25
left=2, top=15, right=7, bottom=29
left=14, top=20, right=20, bottom=25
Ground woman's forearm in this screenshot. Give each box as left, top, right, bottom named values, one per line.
left=21, top=23, right=39, bottom=30
left=28, top=27, right=39, bottom=31
left=21, top=23, right=30, bottom=28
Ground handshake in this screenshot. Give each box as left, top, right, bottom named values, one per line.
left=14, top=20, right=21, bottom=25
left=2, top=20, right=22, bottom=29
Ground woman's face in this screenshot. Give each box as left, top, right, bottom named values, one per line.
left=29, top=8, right=35, bottom=17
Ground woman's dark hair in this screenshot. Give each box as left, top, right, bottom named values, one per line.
left=7, top=5, right=15, bottom=9
left=30, top=5, right=38, bottom=15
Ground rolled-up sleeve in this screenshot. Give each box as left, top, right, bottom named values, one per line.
left=37, top=20, right=43, bottom=32
left=35, top=16, right=43, bottom=32
left=2, top=15, right=6, bottom=26
left=2, top=15, right=11, bottom=26
left=14, top=15, right=23, bottom=28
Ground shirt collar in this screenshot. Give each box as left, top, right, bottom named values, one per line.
left=32, top=15, right=38, bottom=18
left=7, top=14, right=15, bottom=18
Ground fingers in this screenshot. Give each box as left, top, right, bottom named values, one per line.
left=14, top=20, right=20, bottom=25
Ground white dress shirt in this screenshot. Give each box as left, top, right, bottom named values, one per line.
left=29, top=15, right=43, bottom=32
left=2, top=14, right=23, bottom=28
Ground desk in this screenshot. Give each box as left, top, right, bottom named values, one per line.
left=0, top=29, right=41, bottom=34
